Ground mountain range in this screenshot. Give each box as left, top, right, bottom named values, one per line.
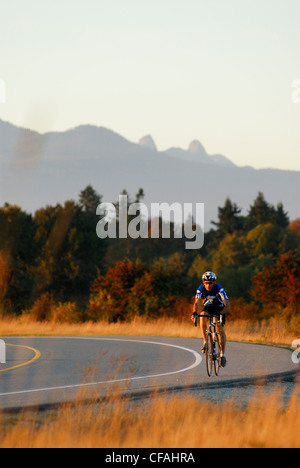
left=0, top=119, right=299, bottom=228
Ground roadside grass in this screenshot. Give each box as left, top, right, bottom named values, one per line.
left=0, top=315, right=296, bottom=348
left=0, top=385, right=299, bottom=448
left=0, top=315, right=298, bottom=448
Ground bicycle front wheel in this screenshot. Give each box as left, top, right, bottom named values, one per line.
left=206, top=334, right=214, bottom=377
left=214, top=334, right=221, bottom=376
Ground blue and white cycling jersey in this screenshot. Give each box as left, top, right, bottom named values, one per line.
left=196, top=283, right=228, bottom=307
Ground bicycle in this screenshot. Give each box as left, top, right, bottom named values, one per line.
left=193, top=312, right=222, bottom=377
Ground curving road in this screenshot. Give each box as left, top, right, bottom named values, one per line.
left=0, top=336, right=298, bottom=411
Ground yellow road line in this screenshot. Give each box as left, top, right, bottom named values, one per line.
left=0, top=344, right=41, bottom=373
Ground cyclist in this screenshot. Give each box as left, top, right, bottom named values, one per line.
left=191, top=271, right=230, bottom=368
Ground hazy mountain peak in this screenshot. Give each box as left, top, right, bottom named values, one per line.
left=0, top=119, right=299, bottom=226
left=138, top=135, right=158, bottom=152
left=188, top=140, right=207, bottom=155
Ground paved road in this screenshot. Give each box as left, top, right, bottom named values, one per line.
left=0, top=336, right=298, bottom=410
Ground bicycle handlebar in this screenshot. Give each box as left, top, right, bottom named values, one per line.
left=193, top=312, right=224, bottom=327
left=194, top=313, right=222, bottom=318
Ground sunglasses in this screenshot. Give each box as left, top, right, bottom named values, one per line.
left=203, top=281, right=214, bottom=285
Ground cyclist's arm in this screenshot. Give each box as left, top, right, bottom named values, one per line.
left=221, top=298, right=230, bottom=315
left=193, top=296, right=201, bottom=314
left=190, top=296, right=201, bottom=321
left=218, top=289, right=230, bottom=315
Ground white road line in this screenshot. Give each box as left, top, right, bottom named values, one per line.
left=0, top=337, right=202, bottom=398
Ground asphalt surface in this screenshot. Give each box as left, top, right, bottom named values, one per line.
left=0, top=336, right=298, bottom=411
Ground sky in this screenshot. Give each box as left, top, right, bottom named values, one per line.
left=0, top=0, right=300, bottom=171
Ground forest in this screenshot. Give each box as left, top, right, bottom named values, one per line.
left=0, top=185, right=299, bottom=331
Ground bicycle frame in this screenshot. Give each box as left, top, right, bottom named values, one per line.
left=194, top=312, right=221, bottom=377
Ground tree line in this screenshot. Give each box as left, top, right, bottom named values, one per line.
left=0, top=186, right=299, bottom=329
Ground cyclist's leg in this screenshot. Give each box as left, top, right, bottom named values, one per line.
left=217, top=322, right=226, bottom=352
left=200, top=311, right=208, bottom=350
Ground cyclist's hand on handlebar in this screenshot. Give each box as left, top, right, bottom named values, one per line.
left=191, top=312, right=197, bottom=322
left=192, top=312, right=199, bottom=327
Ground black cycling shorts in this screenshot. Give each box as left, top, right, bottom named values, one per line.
left=202, top=305, right=226, bottom=326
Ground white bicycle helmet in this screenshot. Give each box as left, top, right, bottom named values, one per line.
left=202, top=271, right=217, bottom=282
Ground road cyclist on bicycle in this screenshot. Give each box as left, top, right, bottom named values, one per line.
left=191, top=271, right=230, bottom=368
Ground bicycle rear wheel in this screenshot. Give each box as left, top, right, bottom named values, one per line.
left=206, top=334, right=213, bottom=377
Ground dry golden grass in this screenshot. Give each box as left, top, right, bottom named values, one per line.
left=0, top=387, right=299, bottom=448
left=0, top=315, right=299, bottom=448
left=0, top=315, right=296, bottom=347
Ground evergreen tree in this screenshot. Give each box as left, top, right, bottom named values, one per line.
left=247, top=192, right=276, bottom=227
left=212, top=198, right=244, bottom=236
left=275, top=202, right=289, bottom=228
left=0, top=204, right=38, bottom=311
left=79, top=185, right=102, bottom=213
